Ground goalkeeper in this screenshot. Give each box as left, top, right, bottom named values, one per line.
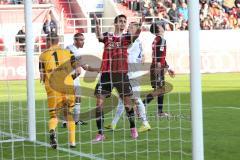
left=39, top=33, right=77, bottom=148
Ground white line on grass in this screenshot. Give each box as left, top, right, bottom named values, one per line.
left=0, top=131, right=26, bottom=143
left=0, top=131, right=104, bottom=160
left=203, top=106, right=240, bottom=110
left=34, top=140, right=104, bottom=160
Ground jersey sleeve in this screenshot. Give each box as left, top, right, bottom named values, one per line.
left=99, top=32, right=108, bottom=43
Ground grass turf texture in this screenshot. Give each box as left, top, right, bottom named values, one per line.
left=0, top=73, right=239, bottom=160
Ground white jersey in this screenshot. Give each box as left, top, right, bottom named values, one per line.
left=66, top=44, right=82, bottom=59
left=66, top=44, right=81, bottom=96
left=127, top=38, right=144, bottom=79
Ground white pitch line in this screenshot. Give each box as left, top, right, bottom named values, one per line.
left=0, top=131, right=104, bottom=160
left=34, top=140, right=105, bottom=160
left=203, top=106, right=240, bottom=110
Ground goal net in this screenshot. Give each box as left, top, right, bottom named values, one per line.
left=0, top=0, right=193, bottom=160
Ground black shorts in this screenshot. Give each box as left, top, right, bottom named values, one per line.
left=94, top=72, right=132, bottom=98
left=150, top=64, right=165, bottom=89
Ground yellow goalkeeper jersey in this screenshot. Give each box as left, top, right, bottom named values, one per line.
left=39, top=45, right=75, bottom=94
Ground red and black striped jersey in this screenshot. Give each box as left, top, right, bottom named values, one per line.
left=152, top=36, right=167, bottom=67
left=100, top=32, right=131, bottom=73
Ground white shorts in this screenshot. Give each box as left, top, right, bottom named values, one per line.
left=74, top=76, right=81, bottom=97
left=129, top=78, right=141, bottom=99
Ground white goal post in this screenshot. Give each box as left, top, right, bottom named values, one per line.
left=188, top=1, right=204, bottom=160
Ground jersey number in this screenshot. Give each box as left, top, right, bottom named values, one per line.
left=52, top=52, right=59, bottom=66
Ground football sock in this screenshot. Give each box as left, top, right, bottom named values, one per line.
left=136, top=98, right=148, bottom=125
left=143, top=94, right=154, bottom=106
left=112, top=99, right=124, bottom=125
left=125, top=107, right=135, bottom=128
left=96, top=107, right=104, bottom=134
left=73, top=103, right=80, bottom=122
left=157, top=95, right=164, bottom=113
left=48, top=117, right=58, bottom=131
left=67, top=114, right=75, bottom=145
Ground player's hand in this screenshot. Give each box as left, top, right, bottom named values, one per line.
left=75, top=67, right=81, bottom=76
left=81, top=64, right=89, bottom=70
left=93, top=13, right=103, bottom=40
left=168, top=69, right=175, bottom=78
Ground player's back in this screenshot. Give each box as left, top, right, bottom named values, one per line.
left=40, top=45, right=75, bottom=93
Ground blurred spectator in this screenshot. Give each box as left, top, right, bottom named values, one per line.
left=38, top=0, right=50, bottom=3
left=222, top=0, right=235, bottom=13
left=127, top=0, right=133, bottom=10
left=164, top=0, right=173, bottom=8
left=0, top=0, right=7, bottom=4
left=178, top=1, right=188, bottom=21
left=228, top=11, right=238, bottom=28
left=200, top=2, right=210, bottom=19
left=117, top=0, right=240, bottom=30
left=179, top=20, right=188, bottom=30
left=165, top=23, right=172, bottom=31
left=236, top=18, right=240, bottom=28
left=16, top=26, right=26, bottom=52
left=233, top=0, right=240, bottom=18
left=201, top=17, right=213, bottom=30
left=168, top=3, right=179, bottom=23
left=42, top=13, right=57, bottom=34
left=156, top=2, right=167, bottom=14
left=10, top=0, right=23, bottom=4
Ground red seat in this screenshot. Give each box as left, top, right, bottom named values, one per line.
left=35, top=36, right=46, bottom=52
left=0, top=38, right=4, bottom=51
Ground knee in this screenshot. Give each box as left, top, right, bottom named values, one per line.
left=75, top=97, right=81, bottom=103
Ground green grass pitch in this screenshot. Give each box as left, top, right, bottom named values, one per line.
left=0, top=73, right=239, bottom=160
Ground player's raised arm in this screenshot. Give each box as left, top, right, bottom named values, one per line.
left=94, top=13, right=104, bottom=41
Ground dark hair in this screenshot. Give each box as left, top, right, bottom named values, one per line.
left=46, top=32, right=59, bottom=43
left=129, top=22, right=142, bottom=28
left=114, top=14, right=127, bottom=24
left=150, top=21, right=166, bottom=34
left=74, top=32, right=84, bottom=40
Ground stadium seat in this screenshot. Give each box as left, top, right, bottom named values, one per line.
left=35, top=36, right=46, bottom=52
left=0, top=38, right=4, bottom=51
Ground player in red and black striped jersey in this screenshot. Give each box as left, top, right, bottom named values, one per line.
left=92, top=14, right=138, bottom=142
left=142, top=21, right=175, bottom=117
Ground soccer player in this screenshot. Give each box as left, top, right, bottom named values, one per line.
left=105, top=22, right=151, bottom=133
left=92, top=14, right=138, bottom=142
left=39, top=33, right=77, bottom=149
left=62, top=33, right=89, bottom=127
left=142, top=21, right=175, bottom=116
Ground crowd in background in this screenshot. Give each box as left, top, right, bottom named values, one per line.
left=1, top=0, right=240, bottom=30
left=0, top=0, right=49, bottom=4
left=117, top=0, right=240, bottom=30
